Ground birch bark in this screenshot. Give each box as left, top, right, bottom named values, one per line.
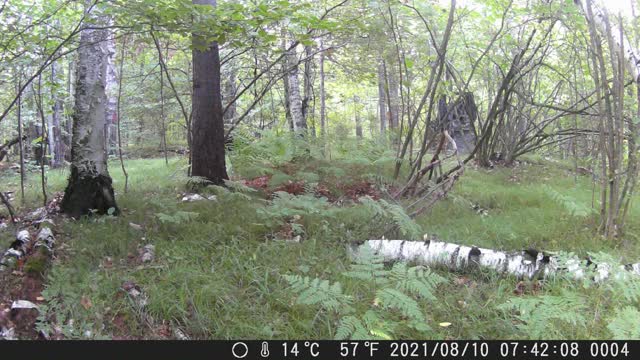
left=359, top=238, right=640, bottom=281
left=60, top=1, right=118, bottom=217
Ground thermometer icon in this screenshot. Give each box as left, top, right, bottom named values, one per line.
left=260, top=342, right=270, bottom=357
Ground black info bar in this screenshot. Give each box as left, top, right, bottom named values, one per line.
left=0, top=340, right=636, bottom=359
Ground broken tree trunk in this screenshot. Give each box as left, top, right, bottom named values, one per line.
left=0, top=135, right=27, bottom=162
left=0, top=191, right=16, bottom=223
left=358, top=237, right=640, bottom=281
left=0, top=230, right=31, bottom=272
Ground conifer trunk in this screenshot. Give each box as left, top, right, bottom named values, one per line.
left=190, top=0, right=228, bottom=185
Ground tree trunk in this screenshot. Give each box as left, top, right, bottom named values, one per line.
left=579, top=0, right=640, bottom=82
left=60, top=2, right=118, bottom=218
left=287, top=45, right=307, bottom=135
left=159, top=41, right=168, bottom=165
left=0, top=136, right=26, bottom=163
left=354, top=95, right=363, bottom=138
left=583, top=0, right=625, bottom=238
left=190, top=0, right=228, bottom=185
left=302, top=45, right=314, bottom=136
left=50, top=60, right=65, bottom=168
left=388, top=63, right=400, bottom=130
left=222, top=66, right=237, bottom=125
left=104, top=33, right=118, bottom=157
left=117, top=35, right=129, bottom=193
left=64, top=56, right=74, bottom=162
left=36, top=76, right=48, bottom=206
left=281, top=29, right=293, bottom=132
left=359, top=239, right=640, bottom=281
left=17, top=75, right=25, bottom=203
left=319, top=42, right=326, bottom=139
left=620, top=11, right=640, bottom=227
left=377, top=59, right=387, bottom=135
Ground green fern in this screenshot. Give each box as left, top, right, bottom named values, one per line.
left=389, top=263, right=446, bottom=301
left=335, top=316, right=371, bottom=340
left=342, top=245, right=387, bottom=281
left=546, top=186, right=595, bottom=218
left=268, top=171, right=293, bottom=187
left=358, top=196, right=421, bottom=239
left=283, top=275, right=351, bottom=312
left=284, top=244, right=444, bottom=340
left=260, top=192, right=333, bottom=226
left=361, top=310, right=394, bottom=339
left=155, top=211, right=199, bottom=224
left=335, top=311, right=395, bottom=340
left=381, top=200, right=422, bottom=238
left=187, top=175, right=213, bottom=188
left=223, top=179, right=258, bottom=194
left=498, top=292, right=587, bottom=339
left=376, top=288, right=425, bottom=322
left=210, top=184, right=253, bottom=201
left=607, top=306, right=640, bottom=339
left=615, top=277, right=640, bottom=303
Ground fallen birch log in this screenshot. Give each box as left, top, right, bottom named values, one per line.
left=0, top=230, right=30, bottom=271
left=34, top=227, right=55, bottom=255
left=1, top=227, right=55, bottom=340
left=0, top=228, right=55, bottom=272
left=27, top=227, right=56, bottom=273
left=358, top=236, right=640, bottom=281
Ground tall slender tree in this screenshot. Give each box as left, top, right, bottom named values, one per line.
left=50, top=59, right=65, bottom=168
left=319, top=40, right=327, bottom=139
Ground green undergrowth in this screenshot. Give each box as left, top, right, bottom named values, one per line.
left=417, top=157, right=640, bottom=262
left=1, top=135, right=640, bottom=339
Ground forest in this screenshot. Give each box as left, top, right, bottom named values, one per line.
left=0, top=0, right=640, bottom=342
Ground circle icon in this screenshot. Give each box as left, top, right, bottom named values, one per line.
left=232, top=342, right=249, bottom=359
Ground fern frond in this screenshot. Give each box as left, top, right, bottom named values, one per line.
left=498, top=293, right=586, bottom=339
left=358, top=196, right=422, bottom=239
left=607, top=307, right=640, bottom=339
left=376, top=288, right=425, bottom=322
left=156, top=211, right=199, bottom=224
left=344, top=245, right=388, bottom=281
left=389, top=263, right=446, bottom=301
left=358, top=196, right=386, bottom=217
left=223, top=180, right=258, bottom=193
left=546, top=186, right=595, bottom=218
left=380, top=200, right=422, bottom=239
left=362, top=310, right=395, bottom=340
left=335, top=316, right=369, bottom=340
left=284, top=275, right=349, bottom=312
left=187, top=176, right=213, bottom=188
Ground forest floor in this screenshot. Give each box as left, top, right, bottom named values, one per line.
left=1, top=144, right=640, bottom=340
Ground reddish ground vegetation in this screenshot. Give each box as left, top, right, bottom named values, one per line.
left=242, top=174, right=338, bottom=200
left=242, top=175, right=271, bottom=191
left=313, top=183, right=334, bottom=201
left=272, top=180, right=306, bottom=196
left=340, top=180, right=381, bottom=201
left=241, top=174, right=383, bottom=203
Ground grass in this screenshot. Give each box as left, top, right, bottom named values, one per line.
left=1, top=145, right=640, bottom=339
left=418, top=157, right=640, bottom=262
